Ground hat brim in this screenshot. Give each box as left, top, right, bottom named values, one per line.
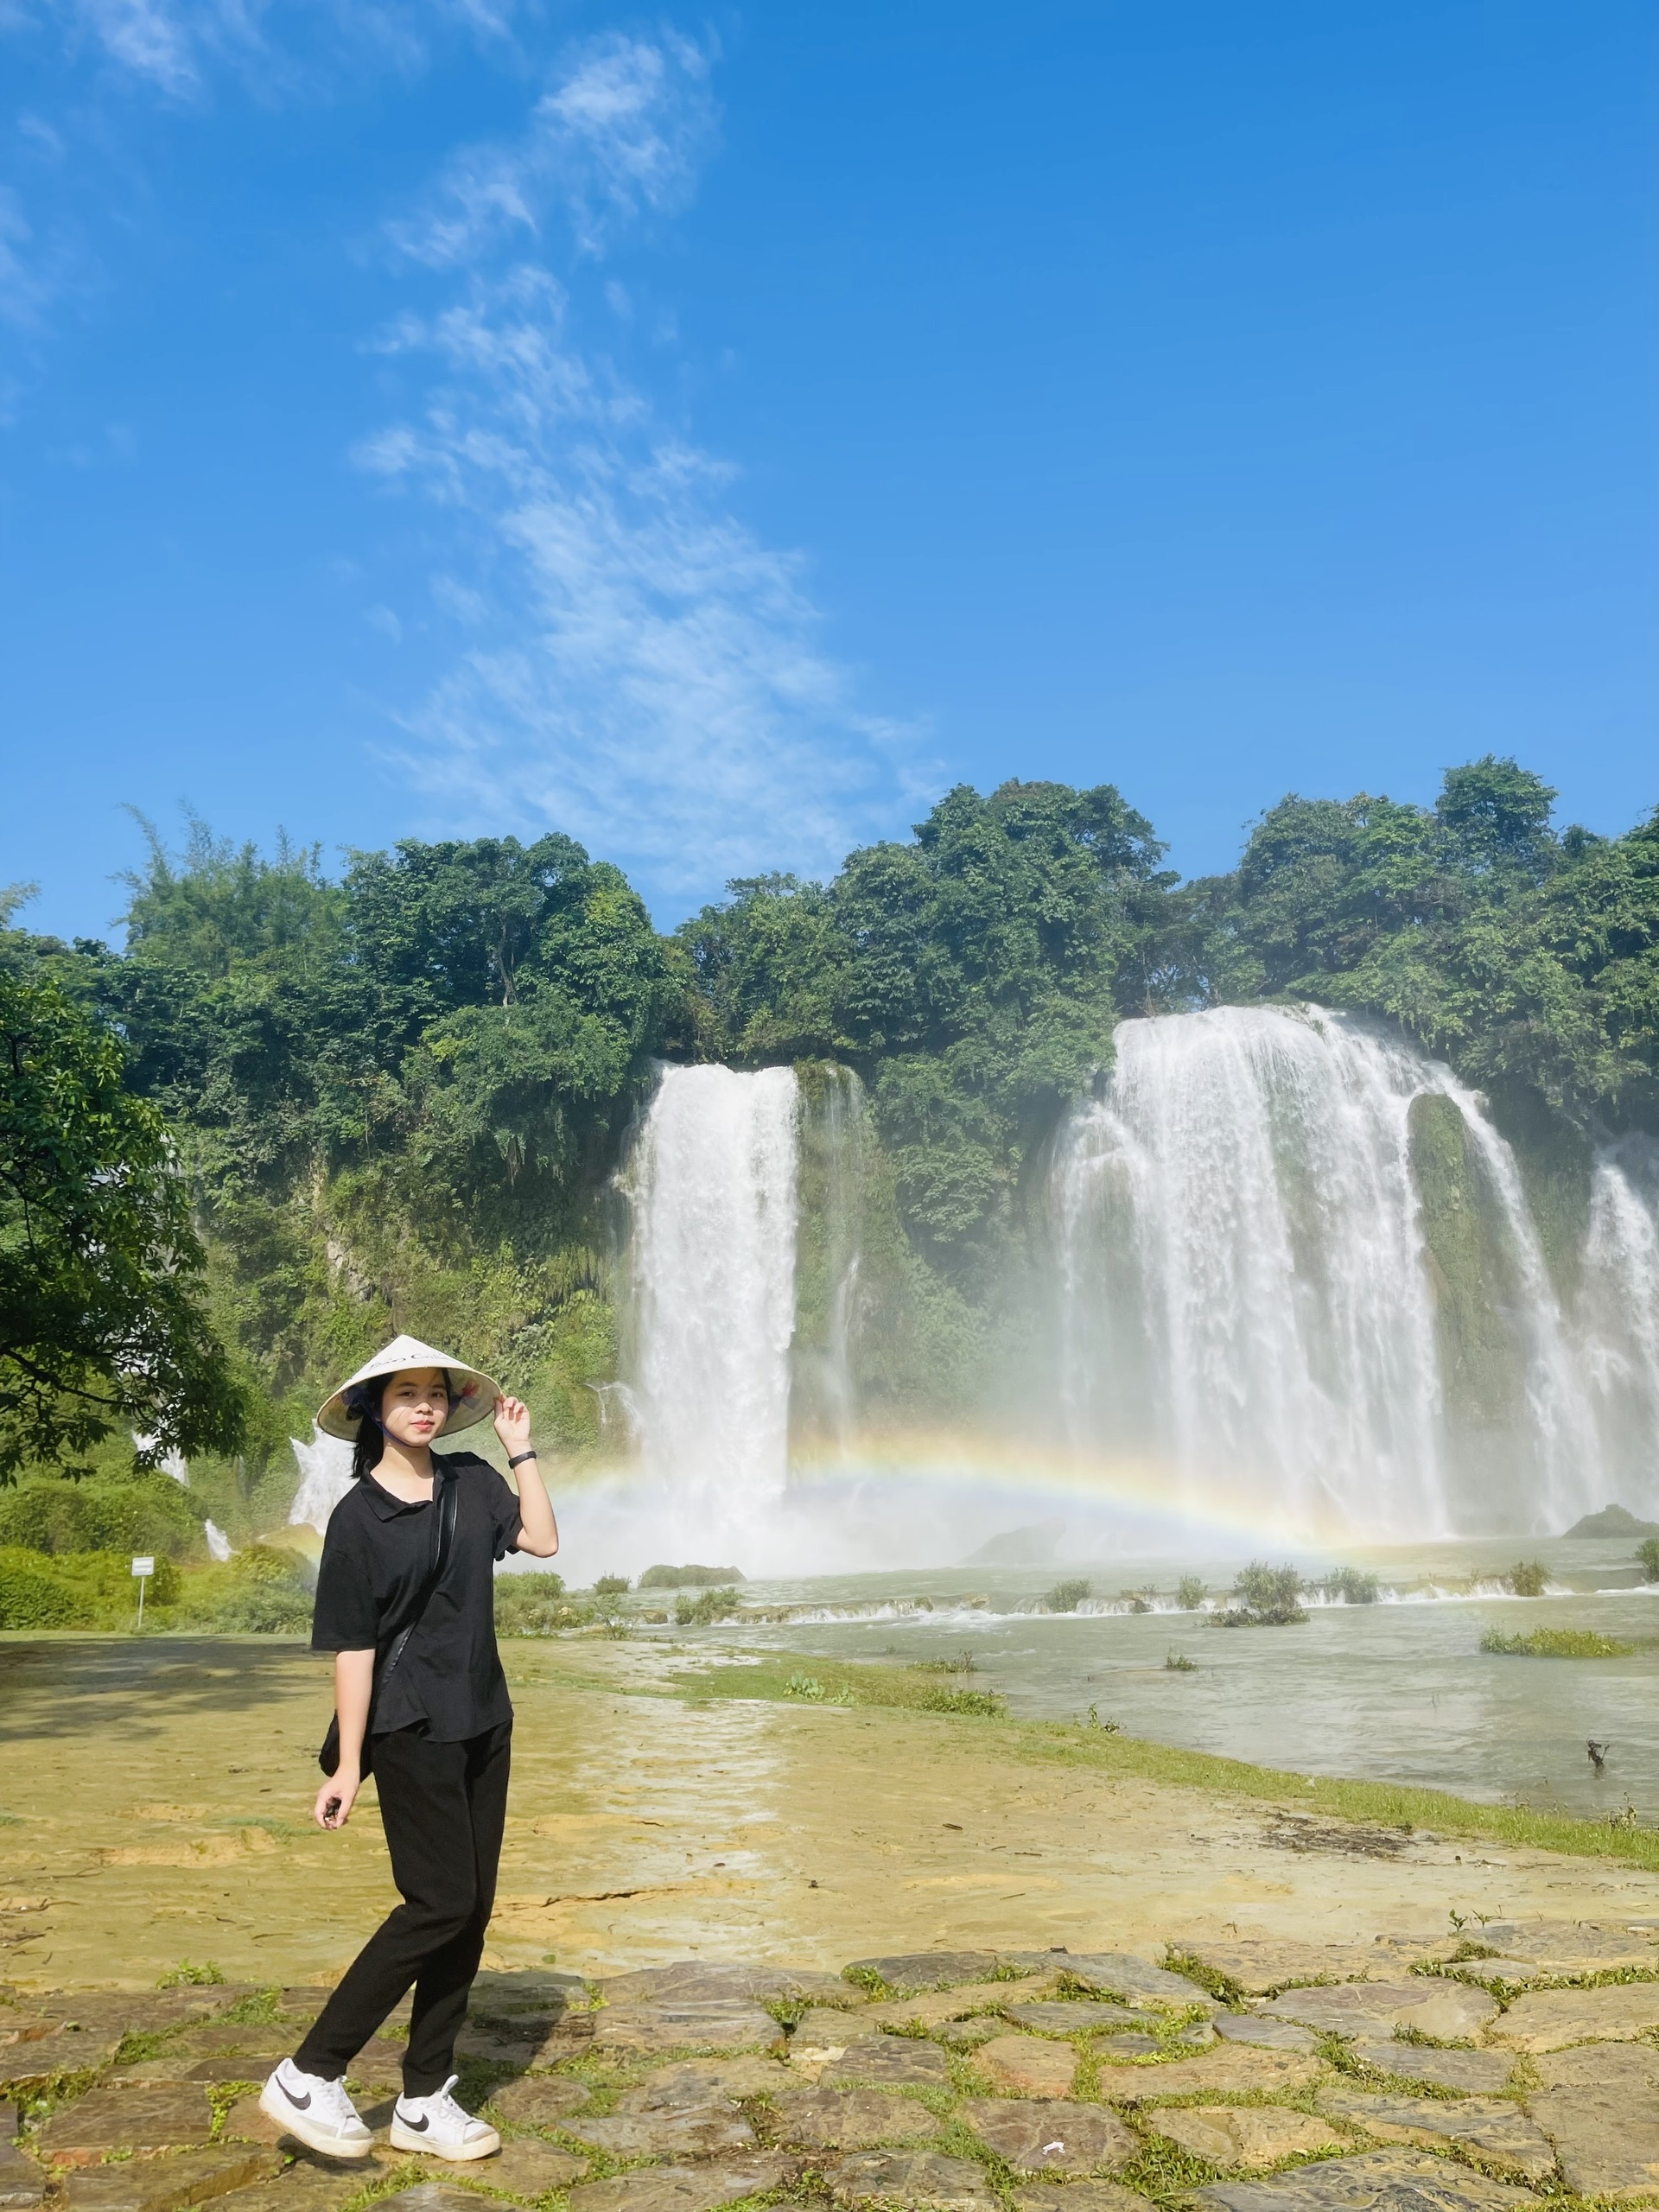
left=315, top=1337, right=502, bottom=1442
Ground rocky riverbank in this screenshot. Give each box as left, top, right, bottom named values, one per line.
left=8, top=1925, right=1659, bottom=2212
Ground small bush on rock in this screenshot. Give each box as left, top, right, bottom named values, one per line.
left=673, top=1586, right=742, bottom=1626
left=1044, top=1579, right=1091, bottom=1613
left=1215, top=1560, right=1307, bottom=1626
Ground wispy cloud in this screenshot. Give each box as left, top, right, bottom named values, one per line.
left=15, top=0, right=521, bottom=100
left=359, top=268, right=927, bottom=899
left=0, top=0, right=526, bottom=404
left=0, top=188, right=45, bottom=327
left=360, top=31, right=930, bottom=906
left=392, top=29, right=716, bottom=266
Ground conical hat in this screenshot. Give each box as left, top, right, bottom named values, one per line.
left=316, top=1334, right=501, bottom=1442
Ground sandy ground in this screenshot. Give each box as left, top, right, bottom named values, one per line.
left=4, top=1633, right=1659, bottom=1993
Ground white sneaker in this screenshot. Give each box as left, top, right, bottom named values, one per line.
left=390, top=2075, right=501, bottom=2161
left=258, top=2058, right=373, bottom=2160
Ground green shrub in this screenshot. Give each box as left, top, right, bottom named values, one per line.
left=0, top=1475, right=204, bottom=1560
left=1044, top=1579, right=1091, bottom=1613
left=141, top=1554, right=182, bottom=1605
left=492, top=1572, right=569, bottom=1637
left=0, top=1547, right=181, bottom=1627
left=673, top=1586, right=742, bottom=1626
left=1215, top=1560, right=1307, bottom=1626
left=208, top=1580, right=313, bottom=1633
left=918, top=1685, right=1005, bottom=1717
left=226, top=1543, right=309, bottom=1586
left=1165, top=1649, right=1198, bottom=1671
left=1236, top=1560, right=1304, bottom=1611
left=1175, top=1574, right=1206, bottom=1610
left=1506, top=1560, right=1551, bottom=1597
left=785, top=1672, right=853, bottom=1705
left=1309, top=1566, right=1380, bottom=1605
left=0, top=1549, right=77, bottom=1628
left=638, top=1563, right=745, bottom=1589
left=1637, top=1538, right=1659, bottom=1582
left=1481, top=1626, right=1631, bottom=1658
left=593, top=1574, right=630, bottom=1596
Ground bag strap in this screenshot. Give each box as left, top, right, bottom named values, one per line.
left=377, top=1466, right=459, bottom=1690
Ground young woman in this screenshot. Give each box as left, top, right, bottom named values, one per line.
left=259, top=1334, right=559, bottom=2164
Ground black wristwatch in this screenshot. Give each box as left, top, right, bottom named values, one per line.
left=508, top=1449, right=539, bottom=1469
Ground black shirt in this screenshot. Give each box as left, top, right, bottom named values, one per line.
left=310, top=1450, right=524, bottom=1744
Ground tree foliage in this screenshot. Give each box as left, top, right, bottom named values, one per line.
left=0, top=964, right=244, bottom=1478
left=1167, top=757, right=1659, bottom=1129
left=683, top=779, right=1171, bottom=1279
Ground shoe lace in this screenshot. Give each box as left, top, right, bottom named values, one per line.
left=422, top=2077, right=477, bottom=2132
left=312, top=2075, right=362, bottom=2130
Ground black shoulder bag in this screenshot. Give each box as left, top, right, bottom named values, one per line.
left=319, top=1467, right=458, bottom=1778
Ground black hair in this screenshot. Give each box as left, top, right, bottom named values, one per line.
left=347, top=1370, right=453, bottom=1481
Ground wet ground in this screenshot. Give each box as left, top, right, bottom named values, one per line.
left=4, top=1634, right=1659, bottom=1993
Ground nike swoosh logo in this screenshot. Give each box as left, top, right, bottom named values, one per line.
left=400, top=2113, right=429, bottom=2132
left=280, top=2085, right=312, bottom=2111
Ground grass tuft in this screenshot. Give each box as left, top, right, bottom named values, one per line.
left=1480, top=1626, right=1633, bottom=1658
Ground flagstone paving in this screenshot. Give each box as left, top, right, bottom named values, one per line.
left=1315, top=2093, right=1554, bottom=2182
left=959, top=2097, right=1135, bottom=2173
left=1154, top=2107, right=1344, bottom=2168
left=1261, top=1982, right=1497, bottom=2043
left=1194, top=2149, right=1539, bottom=2212
left=1486, top=1980, right=1659, bottom=2050
left=1338, top=2044, right=1512, bottom=2095
left=10, top=1922, right=1659, bottom=2212
left=770, top=2085, right=942, bottom=2151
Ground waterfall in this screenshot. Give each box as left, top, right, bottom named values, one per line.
left=621, top=1064, right=801, bottom=1514
left=289, top=1425, right=356, bottom=1535
left=791, top=1065, right=868, bottom=1457
left=1051, top=1004, right=1608, bottom=1538
left=1579, top=1136, right=1659, bottom=1506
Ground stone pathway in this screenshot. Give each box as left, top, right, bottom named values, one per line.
left=9, top=1920, right=1659, bottom=2211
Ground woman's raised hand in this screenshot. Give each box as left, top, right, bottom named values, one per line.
left=493, top=1395, right=532, bottom=1454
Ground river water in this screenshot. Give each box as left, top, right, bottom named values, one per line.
left=659, top=1536, right=1659, bottom=1824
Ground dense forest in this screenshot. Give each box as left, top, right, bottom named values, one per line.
left=3, top=756, right=1656, bottom=1542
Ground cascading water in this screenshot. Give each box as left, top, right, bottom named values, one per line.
left=620, top=1064, right=800, bottom=1517
left=1580, top=1135, right=1659, bottom=1505
left=289, top=1426, right=355, bottom=1535
left=791, top=1065, right=868, bottom=1458
left=1051, top=1004, right=1619, bottom=1538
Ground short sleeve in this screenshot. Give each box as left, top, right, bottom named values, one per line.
left=483, top=1464, right=523, bottom=1560
left=310, top=1506, right=380, bottom=1651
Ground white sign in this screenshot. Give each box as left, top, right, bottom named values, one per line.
left=131, top=1556, right=155, bottom=1578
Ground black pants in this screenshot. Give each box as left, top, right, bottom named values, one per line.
left=294, top=1721, right=512, bottom=2095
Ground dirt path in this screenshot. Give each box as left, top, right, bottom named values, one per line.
left=4, top=1635, right=1656, bottom=1990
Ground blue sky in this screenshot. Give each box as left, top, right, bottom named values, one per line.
left=2, top=0, right=1655, bottom=941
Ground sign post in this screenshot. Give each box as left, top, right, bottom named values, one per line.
left=131, top=1555, right=155, bottom=1628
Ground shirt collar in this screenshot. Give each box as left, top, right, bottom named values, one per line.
left=361, top=1472, right=433, bottom=1519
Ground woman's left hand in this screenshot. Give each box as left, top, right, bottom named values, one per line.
left=493, top=1395, right=532, bottom=1454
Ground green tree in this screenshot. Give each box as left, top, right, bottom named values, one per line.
left=0, top=967, right=244, bottom=1478
left=683, top=780, right=1171, bottom=1282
